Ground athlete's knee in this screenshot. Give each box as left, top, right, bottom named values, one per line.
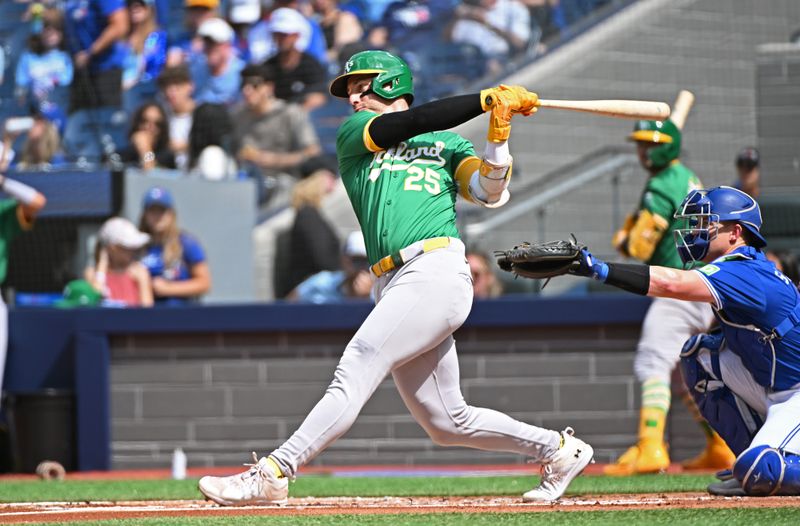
left=734, top=445, right=786, bottom=496
left=425, top=425, right=463, bottom=447
left=422, top=405, right=474, bottom=447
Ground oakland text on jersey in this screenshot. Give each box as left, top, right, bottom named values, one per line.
left=368, top=140, right=448, bottom=182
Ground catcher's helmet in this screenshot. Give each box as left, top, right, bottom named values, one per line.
left=628, top=119, right=681, bottom=170
left=329, top=50, right=414, bottom=103
left=673, top=185, right=766, bottom=265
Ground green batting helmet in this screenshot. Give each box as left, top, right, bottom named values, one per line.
left=329, top=50, right=414, bottom=103
left=628, top=119, right=681, bottom=170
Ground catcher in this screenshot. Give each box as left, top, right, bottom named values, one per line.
left=496, top=186, right=800, bottom=497
left=605, top=119, right=731, bottom=475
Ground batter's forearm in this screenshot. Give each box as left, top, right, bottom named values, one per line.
left=369, top=94, right=483, bottom=149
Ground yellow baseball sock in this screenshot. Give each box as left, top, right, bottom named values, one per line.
left=639, top=378, right=670, bottom=441
left=266, top=457, right=285, bottom=479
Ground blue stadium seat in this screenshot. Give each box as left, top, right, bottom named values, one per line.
left=123, top=80, right=160, bottom=115
left=0, top=3, right=28, bottom=33
left=63, top=107, right=130, bottom=163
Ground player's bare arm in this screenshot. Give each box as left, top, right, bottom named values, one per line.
left=0, top=173, right=47, bottom=224
left=648, top=266, right=714, bottom=303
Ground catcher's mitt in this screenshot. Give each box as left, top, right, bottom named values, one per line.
left=494, top=236, right=585, bottom=280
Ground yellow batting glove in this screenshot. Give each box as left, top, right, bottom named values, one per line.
left=480, top=85, right=539, bottom=142
left=480, top=85, right=539, bottom=115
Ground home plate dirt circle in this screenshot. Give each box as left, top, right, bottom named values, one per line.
left=2, top=494, right=800, bottom=523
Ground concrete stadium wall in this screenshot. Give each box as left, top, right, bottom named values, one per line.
left=105, top=300, right=704, bottom=470
left=7, top=295, right=706, bottom=471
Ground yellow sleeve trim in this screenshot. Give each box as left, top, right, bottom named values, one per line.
left=363, top=115, right=382, bottom=153
left=16, top=205, right=34, bottom=231
left=627, top=209, right=669, bottom=261
left=454, top=156, right=481, bottom=203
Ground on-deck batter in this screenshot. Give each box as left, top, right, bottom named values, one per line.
left=199, top=50, right=594, bottom=505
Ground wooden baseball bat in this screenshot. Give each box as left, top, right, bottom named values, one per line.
left=670, top=90, right=695, bottom=130
left=535, top=99, right=671, bottom=120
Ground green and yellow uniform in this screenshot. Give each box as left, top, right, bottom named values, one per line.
left=336, top=110, right=475, bottom=265
left=0, top=199, right=31, bottom=283
left=636, top=161, right=701, bottom=268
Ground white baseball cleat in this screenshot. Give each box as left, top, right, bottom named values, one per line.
left=198, top=453, right=289, bottom=506
left=523, top=427, right=594, bottom=503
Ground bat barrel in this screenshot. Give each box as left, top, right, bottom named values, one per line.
left=536, top=99, right=671, bottom=120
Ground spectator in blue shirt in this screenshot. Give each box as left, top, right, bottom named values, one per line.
left=167, top=0, right=220, bottom=67
left=138, top=186, right=211, bottom=305
left=15, top=8, right=73, bottom=131
left=122, top=0, right=167, bottom=90
left=64, top=0, right=130, bottom=110
left=190, top=17, right=244, bottom=105
left=288, top=231, right=373, bottom=303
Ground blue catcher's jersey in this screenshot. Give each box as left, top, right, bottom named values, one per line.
left=694, top=246, right=800, bottom=390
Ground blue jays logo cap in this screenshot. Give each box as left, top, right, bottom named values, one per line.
left=142, top=186, right=174, bottom=209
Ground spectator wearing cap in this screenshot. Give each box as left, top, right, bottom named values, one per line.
left=248, top=1, right=328, bottom=66
left=261, top=7, right=327, bottom=111
left=84, top=216, right=154, bottom=307
left=122, top=0, right=167, bottom=90
left=167, top=0, right=220, bottom=67
left=734, top=146, right=760, bottom=199
left=191, top=17, right=245, bottom=105
left=157, top=65, right=196, bottom=169
left=234, top=64, right=321, bottom=205
left=64, top=0, right=130, bottom=110
left=138, top=187, right=211, bottom=305
left=227, top=0, right=262, bottom=62
left=287, top=230, right=373, bottom=303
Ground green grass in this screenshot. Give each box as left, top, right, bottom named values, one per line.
left=0, top=473, right=716, bottom=503
left=25, top=508, right=800, bottom=526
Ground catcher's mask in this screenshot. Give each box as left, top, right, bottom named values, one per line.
left=329, top=50, right=414, bottom=104
left=673, top=185, right=766, bottom=266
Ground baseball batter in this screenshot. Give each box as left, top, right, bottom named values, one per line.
left=606, top=119, right=730, bottom=475
left=0, top=173, right=47, bottom=408
left=199, top=50, right=594, bottom=505
left=569, top=186, right=800, bottom=496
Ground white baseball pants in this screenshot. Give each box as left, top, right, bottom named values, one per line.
left=270, top=238, right=561, bottom=477
left=634, top=297, right=716, bottom=383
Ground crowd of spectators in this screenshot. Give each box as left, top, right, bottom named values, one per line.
left=0, top=0, right=611, bottom=176
left=0, top=0, right=614, bottom=306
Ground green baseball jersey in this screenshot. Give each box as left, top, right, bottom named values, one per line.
left=0, top=199, right=26, bottom=284
left=638, top=161, right=701, bottom=268
left=336, top=110, right=475, bottom=264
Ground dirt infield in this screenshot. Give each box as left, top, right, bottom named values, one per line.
left=2, top=494, right=799, bottom=523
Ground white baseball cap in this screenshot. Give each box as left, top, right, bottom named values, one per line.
left=228, top=0, right=260, bottom=25
left=268, top=7, right=310, bottom=36
left=99, top=217, right=150, bottom=250
left=344, top=231, right=367, bottom=258
left=198, top=17, right=235, bottom=43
